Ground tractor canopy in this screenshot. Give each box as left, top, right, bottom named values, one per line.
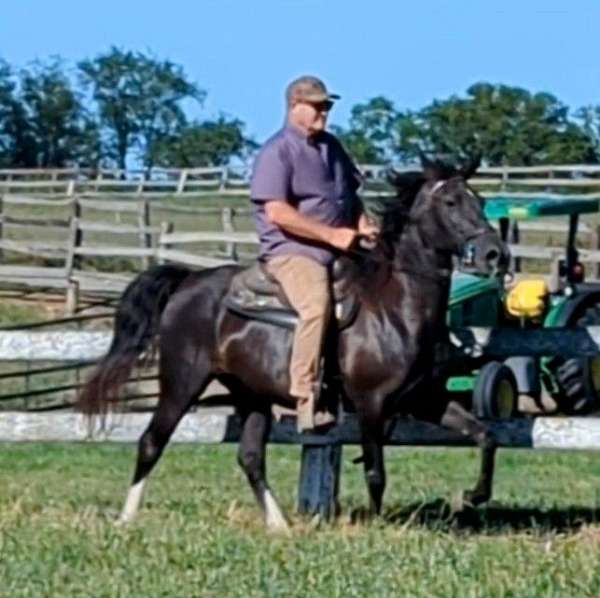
left=484, top=196, right=600, bottom=220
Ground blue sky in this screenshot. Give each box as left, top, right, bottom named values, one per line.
left=1, top=0, right=598, bottom=143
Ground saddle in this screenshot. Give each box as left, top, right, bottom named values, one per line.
left=224, top=257, right=361, bottom=330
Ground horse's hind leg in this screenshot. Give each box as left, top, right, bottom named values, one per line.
left=359, top=413, right=386, bottom=516
left=440, top=401, right=497, bottom=507
left=119, top=358, right=212, bottom=524
left=237, top=405, right=289, bottom=531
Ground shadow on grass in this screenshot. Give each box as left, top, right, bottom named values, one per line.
left=381, top=498, right=600, bottom=535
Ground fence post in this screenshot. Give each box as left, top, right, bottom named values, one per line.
left=549, top=255, right=562, bottom=292
left=221, top=207, right=238, bottom=261
left=65, top=206, right=81, bottom=316
left=592, top=224, right=600, bottom=280
left=297, top=442, right=342, bottom=521
left=158, top=221, right=173, bottom=265
left=219, top=168, right=228, bottom=193
left=501, top=164, right=509, bottom=192
left=137, top=198, right=152, bottom=269
left=176, top=169, right=188, bottom=194
left=0, top=194, right=3, bottom=262
left=71, top=198, right=82, bottom=271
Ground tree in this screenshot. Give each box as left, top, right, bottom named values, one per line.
left=339, top=85, right=597, bottom=166
left=18, top=59, right=100, bottom=167
left=0, top=60, right=14, bottom=165
left=0, top=60, right=34, bottom=167
left=149, top=116, right=257, bottom=167
left=416, top=83, right=597, bottom=165
left=577, top=106, right=600, bottom=162
left=79, top=48, right=204, bottom=170
left=332, top=96, right=422, bottom=164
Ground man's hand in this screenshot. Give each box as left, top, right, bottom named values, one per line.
left=358, top=213, right=380, bottom=241
left=330, top=227, right=359, bottom=251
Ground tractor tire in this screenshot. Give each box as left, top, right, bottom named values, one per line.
left=552, top=304, right=600, bottom=414
left=472, top=362, right=518, bottom=419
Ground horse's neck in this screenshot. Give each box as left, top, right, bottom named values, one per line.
left=387, top=225, right=452, bottom=325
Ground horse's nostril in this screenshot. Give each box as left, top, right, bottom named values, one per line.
left=486, top=249, right=500, bottom=262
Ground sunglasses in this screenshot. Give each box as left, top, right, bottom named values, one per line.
left=303, top=99, right=334, bottom=113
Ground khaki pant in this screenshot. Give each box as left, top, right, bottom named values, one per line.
left=266, top=255, right=331, bottom=399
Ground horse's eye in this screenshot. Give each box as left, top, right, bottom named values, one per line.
left=444, top=199, right=456, bottom=207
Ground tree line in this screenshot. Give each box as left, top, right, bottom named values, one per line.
left=0, top=48, right=256, bottom=171
left=1, top=48, right=599, bottom=169
left=332, top=86, right=600, bottom=166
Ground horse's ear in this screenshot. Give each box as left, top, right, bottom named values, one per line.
left=386, top=169, right=425, bottom=198
left=419, top=152, right=454, bottom=181
left=460, top=153, right=481, bottom=180
left=419, top=152, right=437, bottom=180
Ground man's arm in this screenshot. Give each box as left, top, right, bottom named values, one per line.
left=265, top=201, right=358, bottom=251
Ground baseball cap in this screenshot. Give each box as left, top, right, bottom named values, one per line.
left=285, top=76, right=341, bottom=106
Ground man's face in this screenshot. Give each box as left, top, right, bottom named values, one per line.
left=289, top=100, right=333, bottom=135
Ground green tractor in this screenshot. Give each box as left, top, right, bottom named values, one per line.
left=446, top=195, right=600, bottom=418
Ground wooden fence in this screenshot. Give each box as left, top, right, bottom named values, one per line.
left=3, top=193, right=600, bottom=313
left=2, top=164, right=600, bottom=196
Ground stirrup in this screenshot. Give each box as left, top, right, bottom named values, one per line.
left=296, top=395, right=336, bottom=433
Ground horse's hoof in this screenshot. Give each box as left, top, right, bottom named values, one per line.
left=114, top=516, right=131, bottom=527
left=266, top=518, right=291, bottom=535
left=350, top=506, right=376, bottom=525
left=450, top=491, right=477, bottom=515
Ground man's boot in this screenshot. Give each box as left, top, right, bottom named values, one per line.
left=296, top=392, right=336, bottom=433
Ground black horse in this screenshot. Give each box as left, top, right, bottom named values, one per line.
left=80, top=159, right=508, bottom=530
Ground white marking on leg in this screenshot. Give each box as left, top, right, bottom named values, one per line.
left=118, top=478, right=147, bottom=524
left=263, top=489, right=290, bottom=531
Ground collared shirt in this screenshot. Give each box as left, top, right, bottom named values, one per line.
left=250, top=124, right=362, bottom=265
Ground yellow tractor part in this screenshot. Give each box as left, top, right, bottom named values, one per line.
left=505, top=279, right=549, bottom=321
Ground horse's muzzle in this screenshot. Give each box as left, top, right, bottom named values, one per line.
left=460, top=232, right=510, bottom=277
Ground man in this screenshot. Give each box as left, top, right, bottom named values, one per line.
left=250, top=75, right=378, bottom=432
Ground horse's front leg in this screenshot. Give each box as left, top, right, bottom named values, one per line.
left=358, top=410, right=386, bottom=516
left=237, top=405, right=290, bottom=532
left=440, top=400, right=497, bottom=507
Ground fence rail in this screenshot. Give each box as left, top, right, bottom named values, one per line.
left=3, top=164, right=600, bottom=196
left=2, top=192, right=600, bottom=313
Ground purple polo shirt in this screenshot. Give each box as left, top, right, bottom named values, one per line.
left=250, top=124, right=362, bottom=265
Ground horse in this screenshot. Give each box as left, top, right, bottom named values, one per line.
left=79, top=158, right=509, bottom=530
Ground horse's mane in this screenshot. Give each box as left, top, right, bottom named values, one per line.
left=366, top=171, right=426, bottom=236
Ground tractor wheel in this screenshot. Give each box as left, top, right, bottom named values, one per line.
left=552, top=304, right=600, bottom=414
left=472, top=362, right=518, bottom=419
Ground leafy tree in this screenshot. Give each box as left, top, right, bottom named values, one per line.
left=0, top=60, right=14, bottom=165
left=18, top=59, right=100, bottom=167
left=577, top=106, right=600, bottom=161
left=149, top=116, right=257, bottom=167
left=79, top=48, right=204, bottom=170
left=0, top=60, right=34, bottom=167
left=338, top=85, right=596, bottom=166
left=417, top=83, right=597, bottom=165
left=333, top=96, right=423, bottom=164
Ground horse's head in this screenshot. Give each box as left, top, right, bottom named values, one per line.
left=385, top=156, right=509, bottom=277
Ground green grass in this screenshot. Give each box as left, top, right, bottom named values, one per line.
left=0, top=299, right=52, bottom=327
left=2, top=444, right=600, bottom=596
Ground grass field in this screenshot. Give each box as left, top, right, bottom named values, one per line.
left=2, top=443, right=600, bottom=596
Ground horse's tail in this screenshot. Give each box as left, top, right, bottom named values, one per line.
left=78, top=264, right=191, bottom=415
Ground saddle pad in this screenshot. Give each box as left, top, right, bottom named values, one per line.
left=224, top=259, right=361, bottom=329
